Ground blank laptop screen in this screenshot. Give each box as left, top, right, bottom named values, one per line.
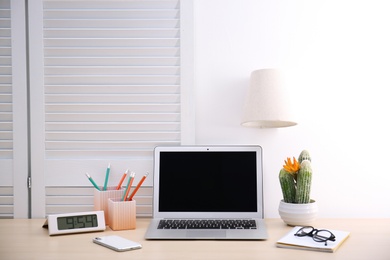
left=158, top=151, right=258, bottom=213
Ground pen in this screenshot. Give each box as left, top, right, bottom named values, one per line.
left=122, top=172, right=135, bottom=201
left=85, top=173, right=100, bottom=191
left=116, top=169, right=128, bottom=190
left=128, top=172, right=149, bottom=201
left=103, top=163, right=110, bottom=191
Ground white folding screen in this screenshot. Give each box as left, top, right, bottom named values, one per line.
left=1, top=0, right=194, bottom=218
left=0, top=0, right=13, bottom=218
left=0, top=0, right=29, bottom=218
left=43, top=1, right=184, bottom=160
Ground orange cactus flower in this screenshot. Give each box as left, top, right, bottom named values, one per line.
left=283, top=157, right=300, bottom=173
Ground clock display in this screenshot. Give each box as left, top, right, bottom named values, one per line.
left=57, top=214, right=98, bottom=230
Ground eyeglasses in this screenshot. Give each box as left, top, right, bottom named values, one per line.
left=294, top=226, right=336, bottom=246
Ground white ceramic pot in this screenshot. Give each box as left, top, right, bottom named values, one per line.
left=278, top=200, right=319, bottom=226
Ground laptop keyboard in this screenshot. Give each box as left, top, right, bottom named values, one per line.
left=157, top=219, right=257, bottom=230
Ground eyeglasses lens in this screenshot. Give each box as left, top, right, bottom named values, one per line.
left=313, top=230, right=333, bottom=242
left=296, top=226, right=314, bottom=236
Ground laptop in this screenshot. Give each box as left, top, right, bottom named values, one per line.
left=144, top=145, right=268, bottom=240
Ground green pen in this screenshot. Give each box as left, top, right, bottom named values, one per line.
left=85, top=173, right=100, bottom=191
left=103, top=163, right=110, bottom=191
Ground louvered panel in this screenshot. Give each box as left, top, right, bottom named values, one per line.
left=0, top=186, right=12, bottom=218
left=45, top=57, right=180, bottom=66
left=0, top=22, right=8, bottom=36
left=0, top=78, right=10, bottom=85
left=45, top=186, right=152, bottom=217
left=0, top=1, right=12, bottom=161
left=0, top=151, right=10, bottom=158
left=0, top=85, right=11, bottom=92
left=44, top=0, right=179, bottom=9
left=0, top=27, right=10, bottom=37
left=45, top=113, right=180, bottom=122
left=45, top=140, right=177, bottom=150
left=45, top=28, right=180, bottom=38
left=0, top=47, right=11, bottom=55
left=0, top=17, right=11, bottom=28
left=0, top=11, right=9, bottom=18
left=46, top=195, right=151, bottom=206
left=46, top=132, right=180, bottom=141
left=44, top=10, right=179, bottom=19
left=0, top=140, right=11, bottom=148
left=45, top=66, right=180, bottom=75
left=45, top=19, right=179, bottom=29
left=0, top=205, right=13, bottom=217
left=46, top=187, right=93, bottom=196
left=46, top=150, right=162, bottom=159
left=0, top=149, right=12, bottom=159
left=45, top=38, right=180, bottom=47
left=45, top=47, right=180, bottom=57
left=0, top=93, right=11, bottom=102
left=45, top=75, right=180, bottom=85
left=0, top=103, right=11, bottom=111
left=45, top=187, right=152, bottom=196
left=45, top=104, right=180, bottom=113
left=0, top=38, right=10, bottom=44
left=45, top=93, right=180, bottom=103
left=46, top=85, right=180, bottom=94
left=46, top=205, right=151, bottom=216
left=0, top=121, right=12, bottom=131
left=45, top=205, right=95, bottom=215
left=0, top=115, right=11, bottom=134
left=46, top=196, right=93, bottom=205
left=0, top=66, right=11, bottom=74
left=46, top=122, right=180, bottom=131
left=0, top=57, right=10, bottom=65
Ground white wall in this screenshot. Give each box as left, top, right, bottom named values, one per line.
left=194, top=0, right=390, bottom=218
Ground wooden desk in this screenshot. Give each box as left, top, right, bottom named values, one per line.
left=0, top=218, right=389, bottom=260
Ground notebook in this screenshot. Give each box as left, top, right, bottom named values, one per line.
left=144, top=145, right=268, bottom=240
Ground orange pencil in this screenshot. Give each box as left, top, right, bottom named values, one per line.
left=116, top=169, right=128, bottom=190
left=128, top=172, right=149, bottom=201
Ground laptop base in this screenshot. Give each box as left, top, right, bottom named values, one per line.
left=145, top=218, right=268, bottom=240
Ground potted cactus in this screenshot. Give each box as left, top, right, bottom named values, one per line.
left=278, top=150, right=318, bottom=226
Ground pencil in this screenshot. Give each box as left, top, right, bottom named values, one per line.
left=103, top=163, right=110, bottom=191
left=125, top=175, right=135, bottom=201
left=116, top=169, right=128, bottom=190
left=122, top=172, right=135, bottom=201
left=85, top=173, right=100, bottom=191
left=128, top=172, right=149, bottom=201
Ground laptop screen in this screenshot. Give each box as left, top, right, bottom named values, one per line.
left=157, top=149, right=260, bottom=213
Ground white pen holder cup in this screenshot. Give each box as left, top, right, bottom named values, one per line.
left=108, top=199, right=136, bottom=231
left=93, top=187, right=124, bottom=225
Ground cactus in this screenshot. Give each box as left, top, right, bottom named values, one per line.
left=295, top=160, right=312, bottom=203
left=279, top=169, right=296, bottom=203
left=279, top=150, right=313, bottom=204
left=298, top=149, right=311, bottom=163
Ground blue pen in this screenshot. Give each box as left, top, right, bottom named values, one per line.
left=103, top=163, right=110, bottom=191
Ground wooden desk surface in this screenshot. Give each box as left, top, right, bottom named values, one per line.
left=0, top=218, right=389, bottom=260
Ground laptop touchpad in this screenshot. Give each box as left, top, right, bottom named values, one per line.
left=186, top=230, right=227, bottom=238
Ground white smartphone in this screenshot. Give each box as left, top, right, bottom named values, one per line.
left=93, top=235, right=142, bottom=252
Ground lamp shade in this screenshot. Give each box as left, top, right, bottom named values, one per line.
left=241, top=69, right=297, bottom=128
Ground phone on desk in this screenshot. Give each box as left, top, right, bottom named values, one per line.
left=93, top=235, right=142, bottom=252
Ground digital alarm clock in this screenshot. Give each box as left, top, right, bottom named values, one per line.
left=43, top=210, right=106, bottom=236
